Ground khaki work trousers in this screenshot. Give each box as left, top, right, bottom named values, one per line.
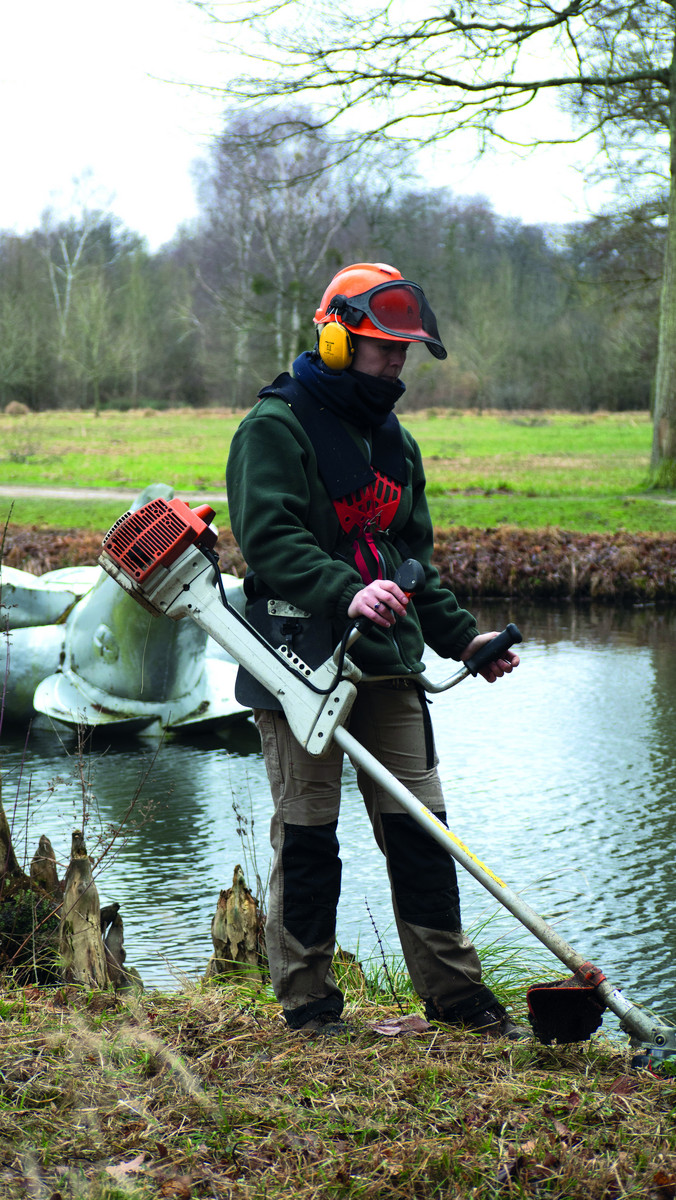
left=255, top=680, right=484, bottom=1027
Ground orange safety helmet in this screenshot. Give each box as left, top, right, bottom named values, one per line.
left=314, top=262, right=447, bottom=361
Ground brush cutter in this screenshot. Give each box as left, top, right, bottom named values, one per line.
left=98, top=495, right=676, bottom=1054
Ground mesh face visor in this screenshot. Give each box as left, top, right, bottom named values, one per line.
left=328, top=281, right=447, bottom=360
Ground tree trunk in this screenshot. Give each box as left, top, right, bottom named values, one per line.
left=651, top=30, right=676, bottom=486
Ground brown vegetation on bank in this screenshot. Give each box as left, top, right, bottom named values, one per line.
left=3, top=525, right=676, bottom=602
left=434, top=527, right=676, bottom=603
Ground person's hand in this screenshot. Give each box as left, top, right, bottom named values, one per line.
left=461, top=632, right=520, bottom=683
left=347, top=581, right=409, bottom=628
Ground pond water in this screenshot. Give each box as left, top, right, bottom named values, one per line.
left=2, top=600, right=676, bottom=1031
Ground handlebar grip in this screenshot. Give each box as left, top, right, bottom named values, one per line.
left=464, top=623, right=523, bottom=677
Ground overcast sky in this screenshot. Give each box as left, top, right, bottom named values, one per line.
left=1, top=0, right=612, bottom=252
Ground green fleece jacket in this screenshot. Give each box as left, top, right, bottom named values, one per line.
left=226, top=393, right=479, bottom=676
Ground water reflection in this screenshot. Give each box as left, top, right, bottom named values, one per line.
left=432, top=601, right=676, bottom=1020
left=2, top=601, right=675, bottom=1026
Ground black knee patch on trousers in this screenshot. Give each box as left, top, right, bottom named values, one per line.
left=381, top=812, right=462, bottom=931
left=282, top=821, right=342, bottom=948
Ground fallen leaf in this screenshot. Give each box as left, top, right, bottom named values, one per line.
left=279, top=1131, right=323, bottom=1157
left=496, top=1154, right=525, bottom=1184
left=551, top=1118, right=572, bottom=1141
left=158, top=1174, right=193, bottom=1198
left=105, top=1152, right=148, bottom=1179
left=651, top=1169, right=676, bottom=1200
left=607, top=1074, right=640, bottom=1095
left=543, top=1102, right=575, bottom=1142
left=542, top=1152, right=561, bottom=1169
left=371, top=1015, right=431, bottom=1036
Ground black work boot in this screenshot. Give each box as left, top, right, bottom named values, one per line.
left=284, top=998, right=349, bottom=1038
left=425, top=987, right=529, bottom=1041
left=298, top=1011, right=352, bottom=1038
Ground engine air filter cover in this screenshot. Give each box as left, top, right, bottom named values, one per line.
left=101, top=498, right=217, bottom=583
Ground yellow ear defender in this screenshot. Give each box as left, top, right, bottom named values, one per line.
left=317, top=322, right=354, bottom=371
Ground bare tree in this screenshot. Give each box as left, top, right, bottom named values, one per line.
left=41, top=213, right=95, bottom=403
left=66, top=271, right=122, bottom=414
left=198, top=0, right=676, bottom=483
left=0, top=294, right=40, bottom=408
left=192, top=109, right=393, bottom=400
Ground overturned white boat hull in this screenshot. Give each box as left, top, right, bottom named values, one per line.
left=1, top=484, right=251, bottom=736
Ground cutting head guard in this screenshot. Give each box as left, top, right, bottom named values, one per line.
left=314, top=262, right=447, bottom=369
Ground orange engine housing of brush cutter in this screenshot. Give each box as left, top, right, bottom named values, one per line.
left=101, top=497, right=217, bottom=583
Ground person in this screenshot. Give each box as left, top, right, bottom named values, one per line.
left=225, top=262, right=521, bottom=1038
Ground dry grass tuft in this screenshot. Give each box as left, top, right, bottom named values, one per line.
left=0, top=983, right=674, bottom=1198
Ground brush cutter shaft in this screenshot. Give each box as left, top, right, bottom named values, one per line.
left=334, top=723, right=584, bottom=959
left=98, top=507, right=675, bottom=1050
left=333, top=723, right=676, bottom=1048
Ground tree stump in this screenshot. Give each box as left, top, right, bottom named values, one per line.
left=59, top=830, right=109, bottom=988
left=204, top=865, right=264, bottom=981
left=0, top=782, right=139, bottom=989
left=30, top=835, right=61, bottom=896
left=0, top=777, right=28, bottom=889
left=0, top=784, right=60, bottom=982
left=102, top=910, right=143, bottom=991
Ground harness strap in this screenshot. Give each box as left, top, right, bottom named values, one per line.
left=258, top=373, right=407, bottom=584
left=353, top=529, right=382, bottom=584
left=259, top=373, right=407, bottom=496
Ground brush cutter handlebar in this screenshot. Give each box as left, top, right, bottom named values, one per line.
left=350, top=558, right=522, bottom=692
left=463, top=623, right=523, bottom=676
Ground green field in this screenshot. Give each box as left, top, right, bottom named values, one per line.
left=1, top=407, right=673, bottom=533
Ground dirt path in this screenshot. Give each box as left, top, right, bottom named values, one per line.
left=0, top=486, right=229, bottom=502
left=1, top=485, right=673, bottom=506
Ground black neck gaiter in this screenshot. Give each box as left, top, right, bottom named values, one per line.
left=292, top=351, right=405, bottom=428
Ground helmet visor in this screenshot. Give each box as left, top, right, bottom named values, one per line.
left=328, top=281, right=447, bottom=360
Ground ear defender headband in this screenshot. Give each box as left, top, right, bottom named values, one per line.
left=317, top=322, right=355, bottom=371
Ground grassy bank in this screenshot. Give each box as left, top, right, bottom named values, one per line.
left=0, top=408, right=674, bottom=534
left=0, top=981, right=674, bottom=1200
